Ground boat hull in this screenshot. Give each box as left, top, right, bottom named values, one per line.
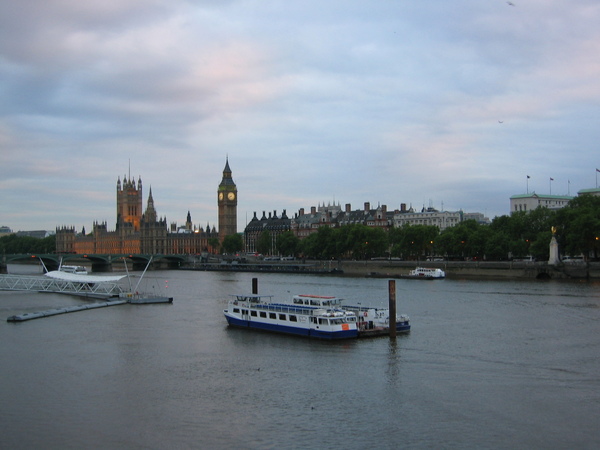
left=224, top=312, right=358, bottom=340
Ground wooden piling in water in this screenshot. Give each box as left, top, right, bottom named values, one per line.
left=389, top=279, right=397, bottom=338
left=252, top=277, right=258, bottom=295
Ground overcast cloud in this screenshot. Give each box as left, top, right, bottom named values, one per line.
left=1, top=0, right=599, bottom=233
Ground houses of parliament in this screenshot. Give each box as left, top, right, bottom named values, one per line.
left=55, top=159, right=237, bottom=255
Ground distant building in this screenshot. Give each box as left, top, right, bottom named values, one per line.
left=393, top=207, right=463, bottom=231
left=55, top=162, right=230, bottom=255
left=462, top=212, right=491, bottom=225
left=244, top=210, right=291, bottom=253
left=217, top=158, right=238, bottom=241
left=16, top=230, right=54, bottom=238
left=577, top=187, right=600, bottom=197
left=289, top=202, right=395, bottom=240
left=0, top=226, right=13, bottom=237
left=245, top=201, right=489, bottom=251
left=510, top=193, right=573, bottom=214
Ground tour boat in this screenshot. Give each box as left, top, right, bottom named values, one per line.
left=59, top=265, right=88, bottom=275
left=403, top=267, right=445, bottom=279
left=223, top=294, right=410, bottom=339
left=224, top=294, right=359, bottom=339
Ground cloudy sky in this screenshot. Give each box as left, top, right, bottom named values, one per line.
left=1, top=0, right=599, bottom=233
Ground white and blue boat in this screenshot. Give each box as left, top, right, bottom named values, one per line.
left=224, top=294, right=359, bottom=339
left=223, top=294, right=411, bottom=339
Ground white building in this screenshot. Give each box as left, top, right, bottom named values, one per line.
left=393, top=208, right=463, bottom=231
left=577, top=187, right=600, bottom=197
left=510, top=193, right=573, bottom=214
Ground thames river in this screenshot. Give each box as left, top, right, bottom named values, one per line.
left=1, top=266, right=599, bottom=449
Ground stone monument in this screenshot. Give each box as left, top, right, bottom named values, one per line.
left=548, top=226, right=559, bottom=265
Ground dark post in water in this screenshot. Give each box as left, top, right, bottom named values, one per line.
left=252, top=278, right=258, bottom=295
left=389, top=279, right=397, bottom=338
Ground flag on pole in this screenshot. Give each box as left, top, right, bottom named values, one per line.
left=527, top=175, right=530, bottom=179
left=550, top=177, right=554, bottom=181
left=596, top=168, right=600, bottom=173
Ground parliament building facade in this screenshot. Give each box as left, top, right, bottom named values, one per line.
left=56, top=160, right=236, bottom=255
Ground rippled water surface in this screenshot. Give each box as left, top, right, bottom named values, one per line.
left=1, top=267, right=599, bottom=449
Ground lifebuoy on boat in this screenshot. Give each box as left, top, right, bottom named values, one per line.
left=363, top=311, right=368, bottom=317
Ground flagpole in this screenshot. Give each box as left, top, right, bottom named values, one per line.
left=549, top=177, right=553, bottom=195
left=526, top=175, right=530, bottom=194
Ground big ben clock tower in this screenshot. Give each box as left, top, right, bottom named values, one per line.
left=218, top=157, right=237, bottom=241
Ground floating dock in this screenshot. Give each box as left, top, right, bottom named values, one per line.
left=7, top=300, right=128, bottom=322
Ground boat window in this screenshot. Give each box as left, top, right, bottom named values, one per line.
left=242, top=310, right=248, bottom=315
left=293, top=298, right=303, bottom=304
left=259, top=312, right=267, bottom=318
left=310, top=300, right=320, bottom=306
left=250, top=311, right=257, bottom=317
left=269, top=313, right=276, bottom=319
left=233, top=308, right=240, bottom=313
left=279, top=314, right=286, bottom=321
left=289, top=315, right=297, bottom=322
left=318, top=318, right=329, bottom=325
left=310, top=317, right=316, bottom=323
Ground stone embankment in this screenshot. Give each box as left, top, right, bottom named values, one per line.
left=336, top=260, right=600, bottom=280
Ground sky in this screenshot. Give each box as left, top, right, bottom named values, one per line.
left=1, top=0, right=599, bottom=233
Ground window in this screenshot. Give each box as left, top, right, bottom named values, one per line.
left=279, top=314, right=287, bottom=320
left=233, top=308, right=240, bottom=313
left=269, top=313, right=276, bottom=319
left=289, top=315, right=297, bottom=322
left=259, top=312, right=267, bottom=318
left=250, top=311, right=257, bottom=317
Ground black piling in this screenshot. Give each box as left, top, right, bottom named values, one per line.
left=252, top=277, right=258, bottom=295
left=389, top=279, right=397, bottom=338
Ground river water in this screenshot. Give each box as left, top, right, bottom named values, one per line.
left=1, top=266, right=599, bottom=449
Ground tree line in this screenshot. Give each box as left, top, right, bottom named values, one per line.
left=0, top=234, right=56, bottom=255
left=244, top=195, right=600, bottom=261
left=3, top=195, right=599, bottom=261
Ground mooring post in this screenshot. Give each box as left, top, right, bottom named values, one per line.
left=252, top=277, right=258, bottom=295
left=389, top=279, right=397, bottom=338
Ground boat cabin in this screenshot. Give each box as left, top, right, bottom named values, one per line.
left=292, top=295, right=344, bottom=307
left=59, top=265, right=88, bottom=275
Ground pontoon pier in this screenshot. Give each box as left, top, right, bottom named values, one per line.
left=0, top=274, right=123, bottom=296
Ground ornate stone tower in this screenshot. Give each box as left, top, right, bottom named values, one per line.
left=117, top=174, right=143, bottom=231
left=218, top=158, right=237, bottom=241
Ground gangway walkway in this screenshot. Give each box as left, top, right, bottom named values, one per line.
left=0, top=274, right=124, bottom=296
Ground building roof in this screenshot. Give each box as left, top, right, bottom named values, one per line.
left=577, top=187, right=600, bottom=195
left=510, top=192, right=573, bottom=200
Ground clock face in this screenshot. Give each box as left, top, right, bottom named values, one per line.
left=218, top=192, right=224, bottom=200
left=227, top=192, right=235, bottom=201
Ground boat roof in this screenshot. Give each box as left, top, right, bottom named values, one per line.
left=44, top=271, right=126, bottom=283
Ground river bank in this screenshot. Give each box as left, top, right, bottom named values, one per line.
left=337, top=259, right=600, bottom=279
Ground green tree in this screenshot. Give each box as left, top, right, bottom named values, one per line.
left=485, top=231, right=510, bottom=260
left=276, top=231, right=300, bottom=257
left=298, top=226, right=339, bottom=259
left=438, top=220, right=479, bottom=259
left=556, top=195, right=600, bottom=259
left=529, top=230, right=552, bottom=260
left=207, top=237, right=220, bottom=253
left=222, top=234, right=243, bottom=254
left=0, top=234, right=56, bottom=254
left=256, top=230, right=272, bottom=255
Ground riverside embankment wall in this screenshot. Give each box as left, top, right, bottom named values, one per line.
left=337, top=260, right=600, bottom=280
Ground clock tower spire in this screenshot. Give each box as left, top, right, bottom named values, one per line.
left=218, top=157, right=237, bottom=241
